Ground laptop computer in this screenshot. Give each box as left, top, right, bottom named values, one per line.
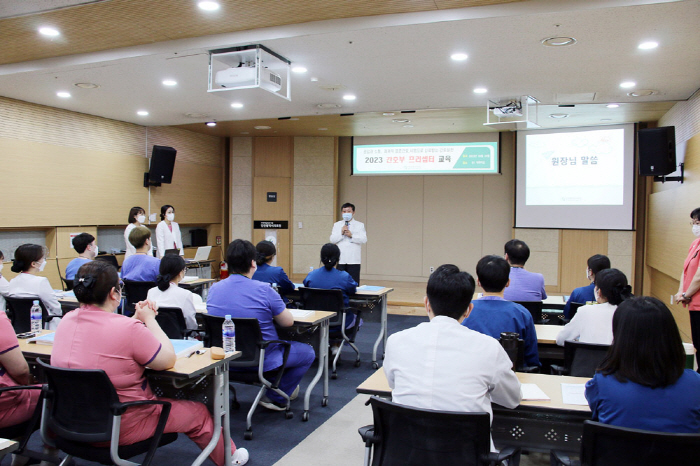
left=186, top=246, right=212, bottom=262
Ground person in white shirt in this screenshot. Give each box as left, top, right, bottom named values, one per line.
left=0, top=250, right=9, bottom=313
left=329, top=202, right=367, bottom=284
left=383, top=264, right=521, bottom=450
left=124, top=206, right=152, bottom=259
left=7, top=244, right=62, bottom=329
left=155, top=204, right=184, bottom=259
left=147, top=254, right=201, bottom=330
left=556, top=268, right=633, bottom=346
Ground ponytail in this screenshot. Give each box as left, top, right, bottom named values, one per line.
left=255, top=241, right=276, bottom=266
left=157, top=254, right=186, bottom=291
left=595, top=268, right=633, bottom=306
left=320, top=243, right=340, bottom=271
left=156, top=273, right=172, bottom=291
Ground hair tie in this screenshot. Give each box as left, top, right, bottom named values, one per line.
left=77, top=275, right=96, bottom=289
left=163, top=273, right=172, bottom=282
left=256, top=252, right=266, bottom=262
left=623, top=285, right=632, bottom=293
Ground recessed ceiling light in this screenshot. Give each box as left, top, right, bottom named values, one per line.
left=318, top=128, right=328, bottom=131
left=392, top=119, right=410, bottom=123
left=291, top=66, right=307, bottom=73
left=38, top=27, right=60, bottom=37
left=606, top=104, right=620, bottom=108
left=638, top=41, right=658, bottom=50
left=549, top=113, right=569, bottom=119
left=473, top=87, right=488, bottom=94
left=403, top=124, right=414, bottom=128
left=231, top=102, right=244, bottom=109
left=137, top=110, right=149, bottom=116
left=541, top=36, right=577, bottom=47
left=451, top=53, right=468, bottom=61
left=254, top=126, right=271, bottom=130
left=383, top=112, right=395, bottom=116
left=197, top=1, right=220, bottom=11
left=628, top=89, right=656, bottom=97
left=206, top=122, right=217, bottom=127
left=620, top=81, right=636, bottom=88
left=310, top=77, right=319, bottom=82
left=162, top=79, right=177, bottom=86
left=56, top=91, right=71, bottom=98
left=343, top=94, right=356, bottom=101
left=74, top=82, right=99, bottom=89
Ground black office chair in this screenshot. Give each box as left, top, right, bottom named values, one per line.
left=551, top=341, right=610, bottom=377
left=551, top=420, right=700, bottom=466
left=5, top=297, right=58, bottom=333
left=94, top=254, right=120, bottom=271
left=122, top=280, right=156, bottom=316
left=37, top=358, right=177, bottom=466
left=55, top=259, right=74, bottom=292
left=513, top=301, right=547, bottom=324
left=359, top=396, right=521, bottom=466
left=155, top=307, right=198, bottom=340
left=202, top=315, right=293, bottom=440
left=299, top=287, right=362, bottom=379
left=498, top=333, right=539, bottom=373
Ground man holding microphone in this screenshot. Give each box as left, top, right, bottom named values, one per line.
left=330, top=203, right=367, bottom=284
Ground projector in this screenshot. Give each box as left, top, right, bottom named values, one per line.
left=215, top=66, right=282, bottom=92
left=492, top=106, right=523, bottom=118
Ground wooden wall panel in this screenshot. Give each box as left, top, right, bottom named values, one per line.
left=560, top=230, right=608, bottom=293
left=253, top=137, right=293, bottom=178
left=649, top=268, right=691, bottom=342
left=56, top=227, right=98, bottom=259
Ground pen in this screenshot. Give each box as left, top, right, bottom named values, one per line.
left=188, top=349, right=206, bottom=358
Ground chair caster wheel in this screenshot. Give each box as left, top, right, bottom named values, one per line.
left=244, top=431, right=253, bottom=440
left=372, top=362, right=379, bottom=369
left=331, top=372, right=338, bottom=380
left=302, top=411, right=309, bottom=422
left=354, top=360, right=361, bottom=367
left=285, top=411, right=294, bottom=419
left=322, top=397, right=328, bottom=407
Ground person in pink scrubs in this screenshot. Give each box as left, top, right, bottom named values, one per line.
left=51, top=261, right=248, bottom=465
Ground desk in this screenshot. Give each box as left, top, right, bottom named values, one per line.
left=543, top=295, right=566, bottom=310
left=356, top=369, right=590, bottom=454
left=178, top=278, right=217, bottom=300
left=0, top=438, right=18, bottom=461
left=20, top=331, right=241, bottom=466
left=536, top=324, right=564, bottom=360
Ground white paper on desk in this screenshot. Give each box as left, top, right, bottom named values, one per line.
left=521, top=383, right=550, bottom=401
left=290, top=309, right=313, bottom=318
left=561, top=383, right=588, bottom=405
left=180, top=276, right=198, bottom=283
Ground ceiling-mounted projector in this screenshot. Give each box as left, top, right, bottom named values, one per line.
left=491, top=100, right=523, bottom=118
left=215, top=65, right=282, bottom=92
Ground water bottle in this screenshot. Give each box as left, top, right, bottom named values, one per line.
left=271, top=282, right=279, bottom=294
left=222, top=315, right=235, bottom=354
left=30, top=300, right=42, bottom=333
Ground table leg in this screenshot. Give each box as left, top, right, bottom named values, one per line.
left=302, top=319, right=329, bottom=422
left=372, top=295, right=387, bottom=369
left=190, top=366, right=229, bottom=466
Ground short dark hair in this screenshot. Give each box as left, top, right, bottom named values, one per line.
left=504, top=239, right=530, bottom=266
left=128, top=226, right=151, bottom=249
left=225, top=239, right=256, bottom=275
left=255, top=240, right=276, bottom=266
left=476, top=255, right=510, bottom=292
left=156, top=254, right=187, bottom=291
left=11, top=244, right=46, bottom=273
left=72, top=233, right=95, bottom=254
left=587, top=254, right=611, bottom=275
left=594, top=268, right=632, bottom=305
left=160, top=204, right=174, bottom=221
left=691, top=208, right=700, bottom=222
left=599, top=296, right=685, bottom=388
left=128, top=206, right=145, bottom=224
left=341, top=202, right=355, bottom=212
left=426, top=264, right=475, bottom=320
left=320, top=243, right=340, bottom=271
left=73, top=260, right=120, bottom=306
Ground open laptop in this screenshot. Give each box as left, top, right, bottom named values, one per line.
left=186, top=246, right=212, bottom=262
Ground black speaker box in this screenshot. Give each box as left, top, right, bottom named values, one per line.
left=638, top=126, right=676, bottom=176
left=149, top=145, right=177, bottom=184
left=190, top=229, right=208, bottom=247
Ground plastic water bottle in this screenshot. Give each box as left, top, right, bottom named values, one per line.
left=222, top=315, right=235, bottom=354
left=272, top=282, right=279, bottom=294
left=30, top=300, right=42, bottom=333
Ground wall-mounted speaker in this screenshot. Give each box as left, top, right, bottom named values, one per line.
left=638, top=126, right=676, bottom=176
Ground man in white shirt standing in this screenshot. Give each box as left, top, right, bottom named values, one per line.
left=329, top=203, right=367, bottom=285
left=383, top=264, right=521, bottom=449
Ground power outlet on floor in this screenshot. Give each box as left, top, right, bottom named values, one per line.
left=429, top=266, right=434, bottom=273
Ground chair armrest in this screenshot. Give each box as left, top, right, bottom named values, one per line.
left=0, top=385, right=43, bottom=393
left=112, top=399, right=172, bottom=416
left=258, top=340, right=292, bottom=389
left=517, top=365, right=540, bottom=374
left=358, top=425, right=379, bottom=445
left=482, top=446, right=521, bottom=466
left=550, top=450, right=580, bottom=466
left=114, top=399, right=172, bottom=466
left=550, top=364, right=569, bottom=375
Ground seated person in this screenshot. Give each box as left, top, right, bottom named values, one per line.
left=65, top=232, right=98, bottom=280
left=147, top=254, right=201, bottom=331
left=51, top=261, right=248, bottom=465
left=563, top=254, right=611, bottom=318
left=7, top=244, right=62, bottom=329
left=383, top=264, right=521, bottom=450
left=462, top=255, right=540, bottom=367
left=207, top=240, right=314, bottom=411
left=556, top=268, right=632, bottom=346
left=502, top=239, right=547, bottom=302
left=586, top=296, right=700, bottom=432
left=0, top=250, right=8, bottom=315
left=252, top=241, right=295, bottom=302
left=121, top=226, right=160, bottom=282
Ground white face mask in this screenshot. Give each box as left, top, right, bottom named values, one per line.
left=342, top=212, right=353, bottom=222
left=586, top=268, right=591, bottom=281
left=693, top=225, right=700, bottom=238
left=136, top=214, right=146, bottom=224
left=166, top=213, right=175, bottom=222
left=93, top=245, right=99, bottom=256
left=0, top=263, right=3, bottom=273
left=36, top=260, right=46, bottom=272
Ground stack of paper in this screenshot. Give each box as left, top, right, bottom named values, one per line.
left=561, top=384, right=588, bottom=405
left=521, top=383, right=550, bottom=401
left=171, top=339, right=204, bottom=358
left=290, top=309, right=313, bottom=318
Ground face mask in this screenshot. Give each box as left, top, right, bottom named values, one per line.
left=342, top=213, right=352, bottom=222
left=166, top=213, right=175, bottom=222
left=93, top=245, right=99, bottom=256
left=0, top=263, right=3, bottom=273
left=37, top=260, right=46, bottom=272
left=137, top=214, right=146, bottom=224
left=586, top=268, right=591, bottom=281
left=693, top=225, right=700, bottom=237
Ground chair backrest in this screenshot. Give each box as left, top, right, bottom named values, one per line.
left=513, top=301, right=544, bottom=324
left=564, top=341, right=611, bottom=377
left=123, top=280, right=156, bottom=315
left=5, top=297, right=50, bottom=334
left=94, top=255, right=120, bottom=270
left=580, top=420, right=700, bottom=465
left=498, top=333, right=525, bottom=371
left=155, top=307, right=187, bottom=339
left=61, top=277, right=74, bottom=291
left=299, top=287, right=344, bottom=326
left=366, top=396, right=491, bottom=466
left=569, top=302, right=584, bottom=319
left=36, top=358, right=120, bottom=444
left=201, top=315, right=262, bottom=368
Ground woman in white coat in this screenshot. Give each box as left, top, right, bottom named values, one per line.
left=124, top=206, right=152, bottom=259
left=147, top=254, right=201, bottom=330
left=155, top=204, right=184, bottom=258
left=0, top=250, right=9, bottom=313
left=7, top=244, right=62, bottom=329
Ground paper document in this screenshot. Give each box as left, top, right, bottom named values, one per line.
left=521, top=383, right=550, bottom=401
left=180, top=276, right=198, bottom=283
left=561, top=383, right=588, bottom=405
left=357, top=285, right=384, bottom=292
left=171, top=339, right=204, bottom=358
left=290, top=309, right=313, bottom=318
left=28, top=333, right=55, bottom=345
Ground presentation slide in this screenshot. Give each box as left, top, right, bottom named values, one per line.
left=515, top=124, right=635, bottom=231
left=353, top=134, right=499, bottom=175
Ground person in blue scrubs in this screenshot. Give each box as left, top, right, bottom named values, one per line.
left=586, top=296, right=700, bottom=432
left=563, top=254, right=611, bottom=318
left=252, top=240, right=295, bottom=302
left=121, top=226, right=160, bottom=282
left=65, top=232, right=98, bottom=280
left=462, top=255, right=540, bottom=367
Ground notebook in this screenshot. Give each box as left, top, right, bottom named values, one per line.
left=171, top=339, right=204, bottom=358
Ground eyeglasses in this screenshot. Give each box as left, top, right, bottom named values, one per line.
left=116, top=282, right=124, bottom=295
